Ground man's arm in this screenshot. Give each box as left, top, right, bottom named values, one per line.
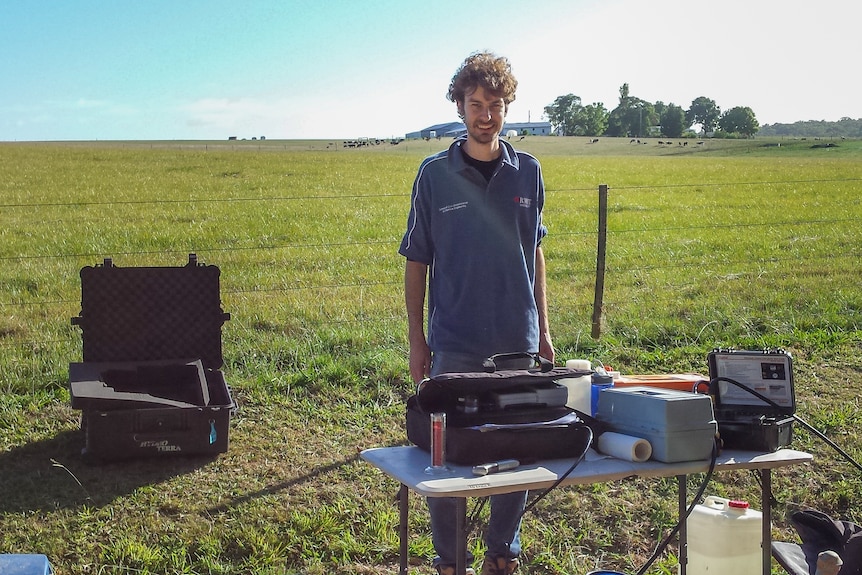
left=405, top=259, right=431, bottom=383
left=534, top=246, right=555, bottom=363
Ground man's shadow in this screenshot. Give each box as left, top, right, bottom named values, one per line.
left=0, top=428, right=217, bottom=513
left=1, top=427, right=396, bottom=515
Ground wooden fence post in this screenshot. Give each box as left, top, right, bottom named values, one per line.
left=591, top=184, right=608, bottom=339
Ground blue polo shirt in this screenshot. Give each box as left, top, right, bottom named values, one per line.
left=399, top=137, right=547, bottom=358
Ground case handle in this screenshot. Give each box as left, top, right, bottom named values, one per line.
left=482, top=352, right=553, bottom=373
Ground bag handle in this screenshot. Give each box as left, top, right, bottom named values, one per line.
left=482, top=352, right=553, bottom=373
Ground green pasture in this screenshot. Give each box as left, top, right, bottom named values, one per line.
left=1, top=137, right=861, bottom=574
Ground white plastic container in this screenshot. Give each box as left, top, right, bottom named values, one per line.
left=686, top=496, right=762, bottom=575
left=562, top=359, right=593, bottom=414
left=565, top=359, right=592, bottom=371
left=559, top=374, right=592, bottom=414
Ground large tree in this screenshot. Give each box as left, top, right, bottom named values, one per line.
left=606, top=84, right=656, bottom=137
left=579, top=103, right=609, bottom=137
left=660, top=103, right=688, bottom=138
left=543, top=93, right=583, bottom=136
left=687, top=97, right=721, bottom=134
left=543, top=94, right=608, bottom=136
left=608, top=99, right=656, bottom=138
left=718, top=106, right=760, bottom=137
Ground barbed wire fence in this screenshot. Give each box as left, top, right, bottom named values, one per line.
left=1, top=178, right=860, bottom=385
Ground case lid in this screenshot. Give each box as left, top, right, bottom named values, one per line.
left=71, top=254, right=230, bottom=369
left=415, top=366, right=591, bottom=413
left=596, top=386, right=716, bottom=432
left=707, top=349, right=796, bottom=417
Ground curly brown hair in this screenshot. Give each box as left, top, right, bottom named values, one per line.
left=447, top=51, right=518, bottom=117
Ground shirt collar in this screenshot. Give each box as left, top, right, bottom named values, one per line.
left=448, top=136, right=520, bottom=171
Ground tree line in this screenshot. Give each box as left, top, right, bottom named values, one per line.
left=543, top=83, right=759, bottom=138
left=758, top=117, right=862, bottom=139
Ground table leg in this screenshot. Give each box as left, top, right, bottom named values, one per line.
left=761, top=469, right=772, bottom=575
left=678, top=475, right=687, bottom=575
left=455, top=497, right=467, bottom=574
left=399, top=484, right=409, bottom=575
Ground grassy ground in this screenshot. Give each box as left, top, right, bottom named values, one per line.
left=1, top=136, right=861, bottom=574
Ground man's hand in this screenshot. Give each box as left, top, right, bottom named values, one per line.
left=409, top=337, right=431, bottom=383
left=539, top=331, right=555, bottom=364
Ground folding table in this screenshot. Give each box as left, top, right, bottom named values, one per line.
left=361, top=446, right=813, bottom=575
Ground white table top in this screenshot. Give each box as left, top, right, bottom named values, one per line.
left=360, top=445, right=813, bottom=498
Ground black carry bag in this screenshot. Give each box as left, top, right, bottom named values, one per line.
left=68, top=254, right=235, bottom=462
left=405, top=353, right=599, bottom=465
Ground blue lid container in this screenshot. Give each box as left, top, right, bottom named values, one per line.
left=590, top=372, right=614, bottom=416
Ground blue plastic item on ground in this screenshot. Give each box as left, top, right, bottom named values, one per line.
left=0, top=554, right=54, bottom=574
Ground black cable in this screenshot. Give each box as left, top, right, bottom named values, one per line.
left=514, top=423, right=715, bottom=575
left=463, top=426, right=593, bottom=555
left=513, top=371, right=858, bottom=574
left=711, top=376, right=862, bottom=474
left=468, top=369, right=860, bottom=571
left=520, top=425, right=594, bottom=518
left=466, top=497, right=489, bottom=537
left=634, top=439, right=719, bottom=575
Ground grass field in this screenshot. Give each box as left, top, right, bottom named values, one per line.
left=1, top=136, right=861, bottom=574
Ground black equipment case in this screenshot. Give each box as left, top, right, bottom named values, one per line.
left=707, top=348, right=796, bottom=451
left=69, top=254, right=234, bottom=462
left=405, top=354, right=596, bottom=465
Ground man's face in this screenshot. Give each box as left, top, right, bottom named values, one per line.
left=458, top=86, right=507, bottom=145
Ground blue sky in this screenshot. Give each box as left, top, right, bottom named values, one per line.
left=2, top=0, right=860, bottom=141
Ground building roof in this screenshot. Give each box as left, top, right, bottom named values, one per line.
left=503, top=122, right=551, bottom=130
left=406, top=121, right=551, bottom=139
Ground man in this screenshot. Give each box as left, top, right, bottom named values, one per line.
left=399, top=51, right=554, bottom=575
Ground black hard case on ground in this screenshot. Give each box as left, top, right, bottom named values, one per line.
left=69, top=254, right=234, bottom=462
left=707, top=348, right=796, bottom=452
left=405, top=361, right=596, bottom=465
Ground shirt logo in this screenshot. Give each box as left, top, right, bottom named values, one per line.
left=514, top=197, right=532, bottom=208
left=440, top=201, right=468, bottom=213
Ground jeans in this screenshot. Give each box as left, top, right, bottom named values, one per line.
left=428, top=351, right=533, bottom=567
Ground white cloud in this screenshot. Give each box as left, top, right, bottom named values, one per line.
left=74, top=98, right=110, bottom=109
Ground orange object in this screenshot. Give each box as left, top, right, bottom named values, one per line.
left=612, top=373, right=708, bottom=393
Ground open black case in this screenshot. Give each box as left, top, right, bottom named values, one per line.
left=708, top=348, right=796, bottom=451
left=69, top=254, right=234, bottom=462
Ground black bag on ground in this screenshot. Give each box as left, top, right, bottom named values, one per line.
left=789, top=509, right=862, bottom=575
left=405, top=353, right=598, bottom=465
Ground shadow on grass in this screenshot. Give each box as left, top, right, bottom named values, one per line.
left=204, top=442, right=406, bottom=515
left=0, top=426, right=408, bottom=517
left=0, top=427, right=218, bottom=514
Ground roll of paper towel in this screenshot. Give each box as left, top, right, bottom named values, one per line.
left=597, top=432, right=652, bottom=462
